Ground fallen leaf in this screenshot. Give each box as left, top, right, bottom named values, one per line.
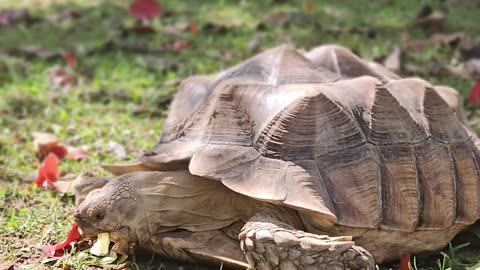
left=130, top=0, right=163, bottom=21
left=53, top=179, right=75, bottom=194
left=468, top=81, right=480, bottom=107
left=163, top=22, right=188, bottom=36
left=460, top=42, right=480, bottom=60
left=33, top=153, right=60, bottom=188
left=171, top=40, right=189, bottom=52
left=47, top=9, right=82, bottom=23
left=33, top=132, right=68, bottom=160
left=413, top=5, right=445, bottom=32
left=0, top=9, right=29, bottom=26
left=414, top=11, right=445, bottom=31
left=51, top=145, right=69, bottom=160
left=107, top=141, right=127, bottom=159
left=431, top=62, right=469, bottom=80
left=204, top=7, right=259, bottom=31
left=404, top=32, right=466, bottom=52
left=383, top=46, right=402, bottom=71
left=63, top=52, right=76, bottom=69
left=465, top=58, right=480, bottom=80
left=404, top=39, right=433, bottom=52
left=49, top=66, right=76, bottom=89
left=65, top=146, right=88, bottom=161
left=430, top=32, right=465, bottom=46
left=90, top=233, right=111, bottom=257
left=262, top=9, right=292, bottom=28
left=189, top=21, right=198, bottom=35
left=43, top=224, right=82, bottom=257
left=33, top=132, right=86, bottom=161
left=304, top=2, right=314, bottom=14
left=398, top=253, right=410, bottom=270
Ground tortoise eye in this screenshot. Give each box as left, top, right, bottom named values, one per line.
left=93, top=211, right=104, bottom=222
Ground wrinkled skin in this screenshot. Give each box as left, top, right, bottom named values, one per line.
left=74, top=175, right=139, bottom=253
left=74, top=171, right=375, bottom=270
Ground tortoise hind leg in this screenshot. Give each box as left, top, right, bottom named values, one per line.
left=240, top=211, right=375, bottom=270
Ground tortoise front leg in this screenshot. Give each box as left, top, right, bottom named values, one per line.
left=240, top=211, right=375, bottom=270
left=147, top=229, right=249, bottom=269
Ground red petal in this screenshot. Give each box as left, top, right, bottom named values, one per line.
left=33, top=153, right=60, bottom=189
left=305, top=2, right=314, bottom=13
left=172, top=40, right=189, bottom=52
left=398, top=253, right=410, bottom=270
left=33, top=166, right=47, bottom=187
left=63, top=52, right=76, bottom=68
left=468, top=81, right=480, bottom=106
left=43, top=224, right=82, bottom=257
left=50, top=67, right=76, bottom=88
left=130, top=0, right=163, bottom=20
left=51, top=145, right=68, bottom=160
left=43, top=153, right=60, bottom=186
left=189, top=22, right=198, bottom=35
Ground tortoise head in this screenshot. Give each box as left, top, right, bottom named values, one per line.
left=73, top=174, right=140, bottom=243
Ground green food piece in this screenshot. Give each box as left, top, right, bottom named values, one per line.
left=90, top=233, right=110, bottom=257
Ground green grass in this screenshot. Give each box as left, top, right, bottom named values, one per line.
left=0, top=0, right=479, bottom=269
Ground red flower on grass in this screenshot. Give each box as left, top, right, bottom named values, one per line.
left=43, top=224, right=82, bottom=257
left=468, top=81, right=480, bottom=107
left=189, top=22, right=198, bottom=35
left=130, top=0, right=163, bottom=20
left=398, top=253, right=411, bottom=270
left=304, top=2, right=314, bottom=14
left=33, top=153, right=60, bottom=188
left=129, top=0, right=163, bottom=34
left=51, top=145, right=69, bottom=160
left=63, top=52, right=77, bottom=69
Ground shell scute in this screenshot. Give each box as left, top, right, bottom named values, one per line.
left=139, top=45, right=480, bottom=230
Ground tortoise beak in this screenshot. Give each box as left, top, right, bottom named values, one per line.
left=73, top=209, right=81, bottom=219
left=73, top=209, right=101, bottom=237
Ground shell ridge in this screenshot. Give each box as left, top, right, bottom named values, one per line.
left=368, top=85, right=428, bottom=144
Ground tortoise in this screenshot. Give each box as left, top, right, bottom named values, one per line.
left=73, top=45, right=480, bottom=270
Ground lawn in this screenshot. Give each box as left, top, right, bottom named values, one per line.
left=1, top=0, right=480, bottom=269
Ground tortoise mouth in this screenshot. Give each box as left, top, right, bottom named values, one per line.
left=75, top=219, right=133, bottom=255
left=74, top=218, right=107, bottom=237
left=74, top=216, right=125, bottom=237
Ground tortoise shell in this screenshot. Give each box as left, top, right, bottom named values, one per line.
left=138, top=45, right=480, bottom=232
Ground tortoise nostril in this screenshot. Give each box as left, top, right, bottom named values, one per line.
left=73, top=210, right=80, bottom=219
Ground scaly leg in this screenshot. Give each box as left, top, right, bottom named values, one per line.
left=240, top=212, right=375, bottom=270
